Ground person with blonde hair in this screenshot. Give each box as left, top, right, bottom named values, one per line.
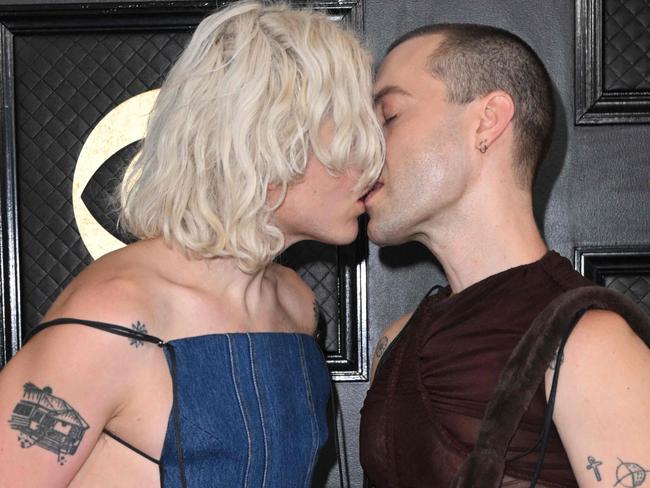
left=0, top=2, right=383, bottom=486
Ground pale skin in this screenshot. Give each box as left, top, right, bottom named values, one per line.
left=0, top=148, right=369, bottom=487
left=368, top=33, right=650, bottom=485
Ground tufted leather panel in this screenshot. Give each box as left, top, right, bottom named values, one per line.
left=14, top=31, right=190, bottom=329
left=604, top=0, right=650, bottom=91
left=605, top=274, right=650, bottom=314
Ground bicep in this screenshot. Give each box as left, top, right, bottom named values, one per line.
left=0, top=329, right=126, bottom=487
left=547, top=310, right=650, bottom=487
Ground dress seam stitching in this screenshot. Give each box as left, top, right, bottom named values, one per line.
left=228, top=335, right=253, bottom=488
left=297, top=335, right=319, bottom=488
left=247, top=334, right=269, bottom=488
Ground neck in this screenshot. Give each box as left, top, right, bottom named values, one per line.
left=145, top=237, right=268, bottom=302
left=416, top=186, right=547, bottom=294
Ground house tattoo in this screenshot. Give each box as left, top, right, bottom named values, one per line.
left=8, top=383, right=89, bottom=465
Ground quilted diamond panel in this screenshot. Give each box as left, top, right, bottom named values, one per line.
left=14, top=32, right=190, bottom=329
left=604, top=0, right=650, bottom=91
left=604, top=274, right=650, bottom=314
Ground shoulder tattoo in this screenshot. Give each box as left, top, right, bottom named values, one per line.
left=129, top=320, right=148, bottom=348
left=312, top=300, right=323, bottom=341
left=8, top=383, right=89, bottom=465
left=375, top=336, right=389, bottom=359
left=313, top=301, right=320, bottom=327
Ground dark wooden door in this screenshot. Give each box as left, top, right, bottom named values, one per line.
left=1, top=1, right=648, bottom=487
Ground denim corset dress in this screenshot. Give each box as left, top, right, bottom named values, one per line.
left=28, top=319, right=332, bottom=488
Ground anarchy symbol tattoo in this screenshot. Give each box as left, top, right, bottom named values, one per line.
left=8, top=383, right=89, bottom=465
left=615, top=458, right=650, bottom=487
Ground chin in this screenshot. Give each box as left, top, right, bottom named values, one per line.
left=319, top=222, right=359, bottom=245
left=367, top=218, right=405, bottom=246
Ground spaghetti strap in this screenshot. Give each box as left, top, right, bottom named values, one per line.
left=103, top=429, right=160, bottom=465
left=25, top=318, right=168, bottom=468
left=26, top=317, right=165, bottom=347
left=26, top=317, right=188, bottom=485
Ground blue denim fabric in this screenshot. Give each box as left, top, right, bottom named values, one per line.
left=160, top=333, right=331, bottom=488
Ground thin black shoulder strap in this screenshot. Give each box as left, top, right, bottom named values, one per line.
left=102, top=428, right=160, bottom=465
left=25, top=318, right=189, bottom=486
left=26, top=317, right=165, bottom=347
left=522, top=309, right=586, bottom=487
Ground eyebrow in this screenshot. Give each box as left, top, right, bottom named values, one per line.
left=373, top=85, right=412, bottom=106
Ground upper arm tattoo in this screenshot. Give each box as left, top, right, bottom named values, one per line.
left=586, top=455, right=603, bottom=481
left=312, top=301, right=322, bottom=341
left=313, top=301, right=320, bottom=327
left=585, top=455, right=650, bottom=486
left=614, top=458, right=650, bottom=487
left=129, top=320, right=148, bottom=348
left=8, top=383, right=89, bottom=465
left=375, top=336, right=389, bottom=360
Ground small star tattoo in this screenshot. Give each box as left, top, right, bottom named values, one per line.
left=129, top=320, right=148, bottom=348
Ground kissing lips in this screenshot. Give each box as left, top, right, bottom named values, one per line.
left=363, top=181, right=384, bottom=204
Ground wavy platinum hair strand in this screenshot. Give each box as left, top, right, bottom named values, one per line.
left=119, top=1, right=384, bottom=273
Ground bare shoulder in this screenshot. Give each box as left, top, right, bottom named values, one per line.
left=0, top=251, right=160, bottom=485
left=270, top=263, right=317, bottom=336
left=46, top=244, right=157, bottom=323
left=45, top=272, right=156, bottom=330
left=370, top=311, right=414, bottom=382
left=545, top=309, right=650, bottom=393
left=10, top=253, right=160, bottom=392
left=8, top=246, right=163, bottom=409
left=570, top=308, right=641, bottom=344
left=546, top=309, right=650, bottom=486
left=547, top=310, right=649, bottom=379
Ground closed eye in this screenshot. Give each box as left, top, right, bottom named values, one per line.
left=383, top=114, right=397, bottom=127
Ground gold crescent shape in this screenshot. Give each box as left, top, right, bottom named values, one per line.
left=72, top=90, right=159, bottom=260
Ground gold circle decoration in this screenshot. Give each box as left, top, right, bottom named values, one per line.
left=72, top=89, right=159, bottom=261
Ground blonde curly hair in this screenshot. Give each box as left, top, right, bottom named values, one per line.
left=119, top=1, right=384, bottom=273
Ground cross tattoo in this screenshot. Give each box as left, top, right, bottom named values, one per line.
left=587, top=456, right=603, bottom=482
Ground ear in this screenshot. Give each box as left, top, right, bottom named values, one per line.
left=474, top=91, right=515, bottom=154
left=266, top=180, right=289, bottom=209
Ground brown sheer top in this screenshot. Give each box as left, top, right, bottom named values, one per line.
left=360, top=251, right=592, bottom=487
